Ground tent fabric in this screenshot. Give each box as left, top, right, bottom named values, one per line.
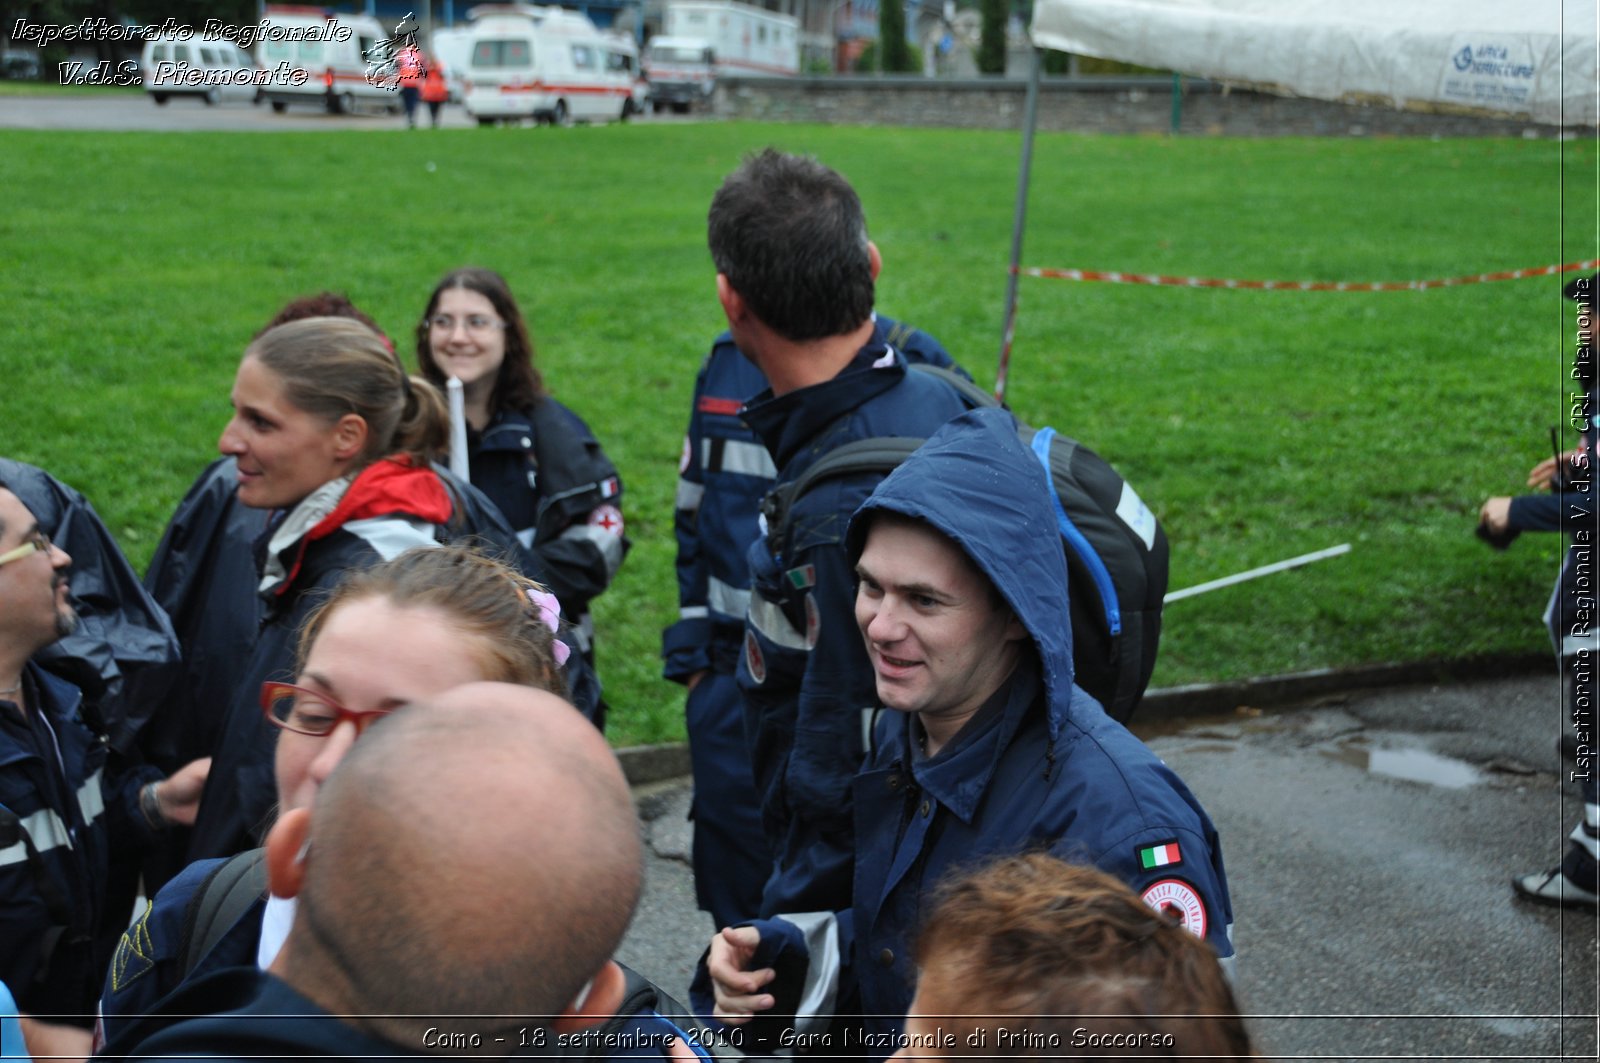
left=1029, top=0, right=1598, bottom=126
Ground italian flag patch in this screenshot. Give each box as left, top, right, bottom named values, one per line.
left=1138, top=841, right=1182, bottom=870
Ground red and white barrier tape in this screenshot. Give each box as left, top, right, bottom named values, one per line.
left=1022, top=259, right=1599, bottom=292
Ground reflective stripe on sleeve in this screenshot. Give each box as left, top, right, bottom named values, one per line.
left=558, top=522, right=626, bottom=577
left=0, top=806, right=74, bottom=867
left=702, top=438, right=777, bottom=479
left=707, top=576, right=750, bottom=619
left=748, top=592, right=809, bottom=651
left=676, top=478, right=706, bottom=512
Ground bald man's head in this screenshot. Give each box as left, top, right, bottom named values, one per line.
left=273, top=684, right=643, bottom=1045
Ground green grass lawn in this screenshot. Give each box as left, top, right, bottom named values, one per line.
left=1, top=123, right=1594, bottom=745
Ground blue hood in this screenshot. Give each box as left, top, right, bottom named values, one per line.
left=846, top=407, right=1074, bottom=739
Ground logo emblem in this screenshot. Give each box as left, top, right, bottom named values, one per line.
left=744, top=630, right=766, bottom=684
left=1141, top=878, right=1207, bottom=939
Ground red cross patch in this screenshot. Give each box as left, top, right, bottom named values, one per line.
left=589, top=504, right=624, bottom=536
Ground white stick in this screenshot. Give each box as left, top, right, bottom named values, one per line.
left=1164, top=543, right=1352, bottom=604
left=447, top=376, right=470, bottom=484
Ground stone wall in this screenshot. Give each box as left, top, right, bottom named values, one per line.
left=713, top=75, right=1571, bottom=138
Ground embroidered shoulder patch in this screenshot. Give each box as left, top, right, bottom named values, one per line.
left=111, top=902, right=157, bottom=991
left=1140, top=878, right=1208, bottom=940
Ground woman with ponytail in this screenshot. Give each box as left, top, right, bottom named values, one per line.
left=185, top=317, right=457, bottom=861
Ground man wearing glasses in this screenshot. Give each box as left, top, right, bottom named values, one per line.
left=0, top=482, right=209, bottom=1053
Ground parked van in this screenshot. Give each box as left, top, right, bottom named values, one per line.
left=430, top=25, right=474, bottom=103
left=257, top=6, right=402, bottom=115
left=462, top=5, right=635, bottom=126
left=641, top=35, right=713, bottom=113
left=139, top=35, right=261, bottom=106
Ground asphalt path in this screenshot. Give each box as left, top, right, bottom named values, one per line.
left=617, top=673, right=1598, bottom=1060
left=0, top=92, right=690, bottom=131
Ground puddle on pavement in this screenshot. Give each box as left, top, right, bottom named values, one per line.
left=1322, top=739, right=1485, bottom=789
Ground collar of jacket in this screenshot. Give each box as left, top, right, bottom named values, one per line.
left=740, top=343, right=906, bottom=471
left=475, top=406, right=538, bottom=454
left=263, top=457, right=453, bottom=597
left=885, top=652, right=1045, bottom=824
left=0, top=663, right=83, bottom=768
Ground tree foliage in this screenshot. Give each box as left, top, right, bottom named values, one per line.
left=878, top=0, right=916, bottom=73
left=977, top=0, right=1006, bottom=74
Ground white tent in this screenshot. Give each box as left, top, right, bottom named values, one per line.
left=995, top=0, right=1599, bottom=394
left=1030, top=0, right=1598, bottom=126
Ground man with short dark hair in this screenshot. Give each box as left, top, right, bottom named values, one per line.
left=706, top=149, right=972, bottom=918
left=105, top=683, right=651, bottom=1058
left=0, top=483, right=207, bottom=1040
left=696, top=410, right=1234, bottom=1057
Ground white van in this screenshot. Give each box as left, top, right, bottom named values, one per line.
left=139, top=35, right=261, bottom=106
left=257, top=8, right=401, bottom=115
left=462, top=5, right=635, bottom=126
left=430, top=25, right=474, bottom=103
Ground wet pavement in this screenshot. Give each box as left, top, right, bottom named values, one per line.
left=615, top=671, right=1598, bottom=1059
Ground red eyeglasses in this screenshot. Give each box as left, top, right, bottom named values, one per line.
left=260, top=682, right=394, bottom=737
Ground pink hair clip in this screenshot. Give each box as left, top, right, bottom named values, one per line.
left=525, top=587, right=570, bottom=667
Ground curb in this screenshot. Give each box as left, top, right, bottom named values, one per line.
left=614, top=651, right=1557, bottom=787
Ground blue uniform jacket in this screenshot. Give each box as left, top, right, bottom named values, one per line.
left=664, top=318, right=961, bottom=683
left=695, top=409, right=1234, bottom=1056
left=467, top=399, right=628, bottom=662
left=97, top=855, right=261, bottom=1045
left=734, top=341, right=971, bottom=917
left=0, top=665, right=160, bottom=1019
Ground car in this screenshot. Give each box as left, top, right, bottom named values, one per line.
left=140, top=36, right=261, bottom=105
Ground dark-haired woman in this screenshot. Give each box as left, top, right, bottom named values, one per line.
left=416, top=267, right=627, bottom=714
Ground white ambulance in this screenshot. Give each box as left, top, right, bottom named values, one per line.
left=462, top=4, right=635, bottom=126
left=257, top=6, right=402, bottom=115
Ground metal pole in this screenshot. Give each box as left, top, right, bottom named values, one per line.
left=1163, top=544, right=1352, bottom=604
left=995, top=44, right=1042, bottom=403
left=1169, top=71, right=1180, bottom=132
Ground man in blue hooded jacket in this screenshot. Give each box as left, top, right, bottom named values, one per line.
left=664, top=317, right=963, bottom=929
left=693, top=409, right=1234, bottom=1055
left=708, top=149, right=973, bottom=921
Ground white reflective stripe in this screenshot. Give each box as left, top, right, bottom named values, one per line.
left=748, top=592, right=809, bottom=651
left=77, top=767, right=105, bottom=826
left=558, top=523, right=626, bottom=578
left=703, top=438, right=777, bottom=479
left=1574, top=800, right=1600, bottom=861
left=675, top=478, right=705, bottom=512
left=707, top=576, right=750, bottom=618
left=515, top=526, right=537, bottom=551
left=679, top=605, right=709, bottom=620
left=0, top=805, right=74, bottom=867
left=778, top=911, right=840, bottom=1033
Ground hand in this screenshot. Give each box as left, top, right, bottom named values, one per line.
left=155, top=758, right=211, bottom=827
left=1479, top=497, right=1513, bottom=536
left=19, top=1015, right=92, bottom=1063
left=706, top=925, right=775, bottom=1025
left=686, top=670, right=708, bottom=693
left=1527, top=450, right=1577, bottom=488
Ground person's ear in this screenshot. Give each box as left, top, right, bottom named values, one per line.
left=331, top=414, right=368, bottom=463
left=715, top=273, right=746, bottom=325
left=867, top=240, right=882, bottom=281
left=551, top=961, right=625, bottom=1033
left=265, top=807, right=312, bottom=899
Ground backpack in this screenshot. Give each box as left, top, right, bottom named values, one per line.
left=759, top=365, right=1167, bottom=722
left=178, top=848, right=268, bottom=976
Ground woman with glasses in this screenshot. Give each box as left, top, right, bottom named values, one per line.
left=183, top=317, right=456, bottom=863
left=416, top=268, right=627, bottom=722
left=96, top=545, right=570, bottom=1047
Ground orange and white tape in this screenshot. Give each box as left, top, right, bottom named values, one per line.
left=1022, top=259, right=1600, bottom=292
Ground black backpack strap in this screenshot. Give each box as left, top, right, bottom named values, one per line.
left=177, top=848, right=268, bottom=976
left=907, top=362, right=1001, bottom=410
left=758, top=438, right=924, bottom=562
